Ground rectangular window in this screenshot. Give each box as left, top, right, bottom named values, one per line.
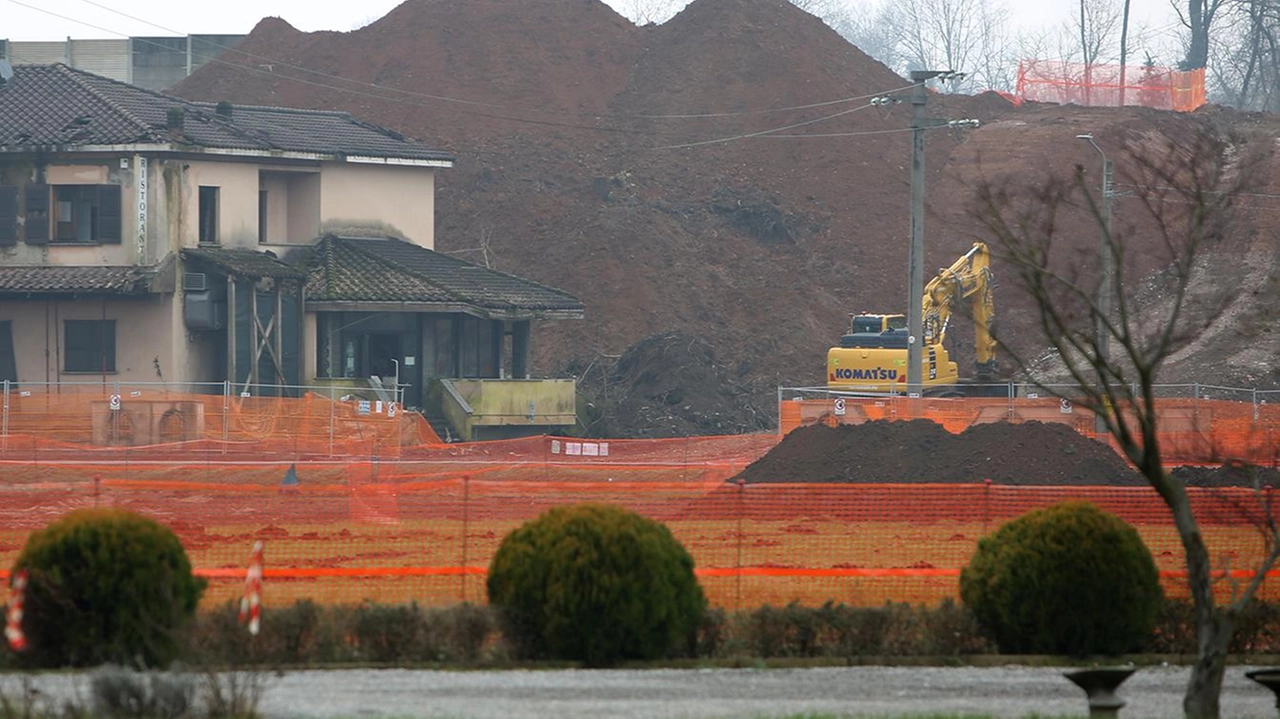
left=64, top=320, right=116, bottom=373
left=38, top=185, right=121, bottom=244
left=0, top=321, right=15, bottom=383
left=0, top=186, right=17, bottom=246
left=258, top=189, right=268, bottom=243
left=199, top=186, right=219, bottom=243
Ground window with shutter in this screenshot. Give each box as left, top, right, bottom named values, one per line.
left=0, top=186, right=16, bottom=246
left=41, top=185, right=123, bottom=244
left=96, top=184, right=122, bottom=243
left=23, top=184, right=49, bottom=244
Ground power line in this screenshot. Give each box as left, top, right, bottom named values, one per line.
left=6, top=0, right=933, bottom=148
left=652, top=101, right=884, bottom=149
left=67, top=0, right=918, bottom=122
left=3, top=0, right=675, bottom=137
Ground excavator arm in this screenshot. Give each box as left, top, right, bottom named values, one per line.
left=921, top=242, right=998, bottom=379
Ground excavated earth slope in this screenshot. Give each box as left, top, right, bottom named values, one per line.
left=173, top=0, right=1280, bottom=437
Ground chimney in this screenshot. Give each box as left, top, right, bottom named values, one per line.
left=166, top=106, right=185, bottom=135
left=216, top=100, right=233, bottom=119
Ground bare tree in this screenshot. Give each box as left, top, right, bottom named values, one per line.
left=609, top=0, right=687, bottom=25
left=856, top=0, right=1015, bottom=93
left=1203, top=0, right=1280, bottom=109
left=970, top=125, right=1276, bottom=719
left=1074, top=0, right=1123, bottom=64
left=835, top=7, right=905, bottom=66
left=1179, top=0, right=1230, bottom=69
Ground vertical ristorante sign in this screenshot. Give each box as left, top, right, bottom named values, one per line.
left=135, top=156, right=148, bottom=260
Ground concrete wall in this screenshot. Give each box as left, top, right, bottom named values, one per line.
left=3, top=35, right=244, bottom=91
left=181, top=160, right=261, bottom=247
left=1, top=296, right=178, bottom=385
left=67, top=39, right=131, bottom=81
left=319, top=163, right=436, bottom=248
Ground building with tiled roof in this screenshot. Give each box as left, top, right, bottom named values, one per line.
left=0, top=63, right=583, bottom=440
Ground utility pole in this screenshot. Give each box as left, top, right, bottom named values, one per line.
left=907, top=71, right=933, bottom=397
left=907, top=70, right=969, bottom=396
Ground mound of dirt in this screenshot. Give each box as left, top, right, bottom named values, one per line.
left=734, top=420, right=1145, bottom=485
left=1171, top=464, right=1280, bottom=488
left=569, top=331, right=774, bottom=438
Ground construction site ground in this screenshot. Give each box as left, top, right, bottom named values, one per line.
left=170, top=0, right=1280, bottom=440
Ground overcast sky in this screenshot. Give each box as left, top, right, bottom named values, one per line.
left=4, top=0, right=1183, bottom=50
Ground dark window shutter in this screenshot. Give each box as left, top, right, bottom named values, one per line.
left=23, top=184, right=49, bottom=245
left=0, top=186, right=17, bottom=246
left=96, top=184, right=122, bottom=243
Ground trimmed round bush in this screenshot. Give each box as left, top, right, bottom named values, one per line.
left=960, top=501, right=1162, bottom=656
left=13, top=508, right=206, bottom=668
left=486, top=503, right=705, bottom=666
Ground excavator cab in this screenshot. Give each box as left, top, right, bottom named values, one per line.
left=840, top=313, right=908, bottom=349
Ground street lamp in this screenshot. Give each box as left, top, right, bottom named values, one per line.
left=1077, top=133, right=1113, bottom=433
left=391, top=358, right=400, bottom=407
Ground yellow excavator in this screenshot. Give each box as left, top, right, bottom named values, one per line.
left=827, top=242, right=997, bottom=394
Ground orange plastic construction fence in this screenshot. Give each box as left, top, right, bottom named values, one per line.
left=0, top=387, right=439, bottom=461
left=0, top=388, right=1275, bottom=610
left=779, top=396, right=1280, bottom=467
left=0, top=462, right=1276, bottom=610
left=1016, top=59, right=1207, bottom=112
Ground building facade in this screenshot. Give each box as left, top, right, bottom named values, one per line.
left=0, top=64, right=584, bottom=439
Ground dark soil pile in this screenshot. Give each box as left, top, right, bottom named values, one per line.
left=1171, top=464, right=1280, bottom=488
left=568, top=331, right=774, bottom=438
left=734, top=420, right=1145, bottom=485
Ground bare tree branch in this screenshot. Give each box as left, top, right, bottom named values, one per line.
left=968, top=119, right=1271, bottom=719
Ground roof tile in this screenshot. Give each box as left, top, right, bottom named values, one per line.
left=182, top=247, right=307, bottom=279
left=0, top=64, right=454, bottom=163
left=0, top=266, right=152, bottom=295
left=305, top=236, right=584, bottom=316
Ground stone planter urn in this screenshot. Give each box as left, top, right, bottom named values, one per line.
left=1064, top=666, right=1138, bottom=718
left=1246, top=668, right=1280, bottom=714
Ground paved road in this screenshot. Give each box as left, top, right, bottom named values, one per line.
left=256, top=665, right=1280, bottom=718
left=7, top=665, right=1279, bottom=718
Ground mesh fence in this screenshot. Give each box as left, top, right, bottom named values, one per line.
left=0, top=468, right=1276, bottom=610
left=779, top=389, right=1280, bottom=467
left=0, top=383, right=1276, bottom=609
left=0, top=383, right=437, bottom=461
left=1016, top=59, right=1206, bottom=112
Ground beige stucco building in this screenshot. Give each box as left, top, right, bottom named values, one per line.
left=0, top=63, right=583, bottom=439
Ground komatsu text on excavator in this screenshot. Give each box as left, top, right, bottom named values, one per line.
left=827, top=242, right=997, bottom=395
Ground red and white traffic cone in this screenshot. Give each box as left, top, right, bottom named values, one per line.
left=238, top=542, right=263, bottom=636
left=5, top=570, right=28, bottom=652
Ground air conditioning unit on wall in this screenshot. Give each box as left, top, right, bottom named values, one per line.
left=183, top=272, right=207, bottom=291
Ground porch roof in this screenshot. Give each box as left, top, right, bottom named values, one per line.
left=0, top=265, right=153, bottom=296
left=303, top=235, right=585, bottom=319
left=182, top=247, right=308, bottom=280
